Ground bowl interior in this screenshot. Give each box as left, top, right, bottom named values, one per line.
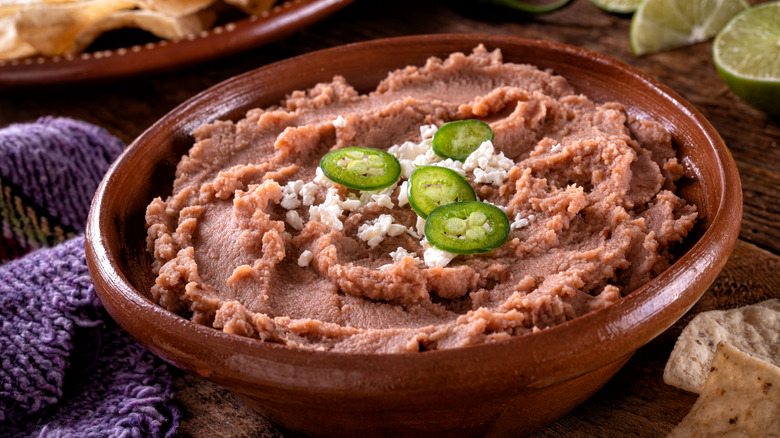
left=86, top=34, right=741, bottom=399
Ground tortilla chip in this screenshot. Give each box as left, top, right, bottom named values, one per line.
left=756, top=298, right=780, bottom=312
left=224, top=0, right=275, bottom=15
left=134, top=0, right=214, bottom=18
left=667, top=342, right=780, bottom=437
left=664, top=299, right=780, bottom=394
left=0, top=0, right=278, bottom=60
left=0, top=15, right=37, bottom=60
left=0, top=2, right=73, bottom=60
left=15, top=0, right=138, bottom=55
left=71, top=8, right=215, bottom=54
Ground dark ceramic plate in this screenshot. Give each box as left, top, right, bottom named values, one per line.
left=0, top=0, right=353, bottom=90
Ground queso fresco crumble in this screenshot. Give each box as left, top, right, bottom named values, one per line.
left=145, top=46, right=697, bottom=353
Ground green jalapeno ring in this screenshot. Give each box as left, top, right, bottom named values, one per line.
left=424, top=201, right=510, bottom=254
left=320, top=146, right=401, bottom=191
left=408, top=166, right=476, bottom=219
left=432, top=119, right=494, bottom=161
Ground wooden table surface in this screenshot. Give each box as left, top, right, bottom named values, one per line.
left=3, top=0, right=779, bottom=436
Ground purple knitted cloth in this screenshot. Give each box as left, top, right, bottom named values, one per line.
left=0, top=118, right=179, bottom=437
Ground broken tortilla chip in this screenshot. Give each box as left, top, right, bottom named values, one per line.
left=71, top=8, right=216, bottom=54
left=223, top=0, right=275, bottom=15
left=667, top=342, right=780, bottom=437
left=663, top=299, right=780, bottom=394
left=15, top=0, right=139, bottom=56
left=134, top=0, right=214, bottom=18
left=0, top=0, right=277, bottom=61
left=0, top=15, right=37, bottom=60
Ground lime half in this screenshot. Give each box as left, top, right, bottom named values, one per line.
left=589, top=0, right=642, bottom=14
left=714, top=2, right=780, bottom=115
left=630, top=0, right=749, bottom=56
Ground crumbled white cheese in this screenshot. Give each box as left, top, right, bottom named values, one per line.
left=300, top=182, right=319, bottom=206
left=551, top=143, right=562, bottom=152
left=389, top=246, right=421, bottom=264
left=511, top=216, right=529, bottom=230
left=372, top=193, right=394, bottom=209
left=357, top=214, right=406, bottom=248
left=389, top=140, right=428, bottom=179
left=404, top=216, right=425, bottom=240
left=473, top=167, right=507, bottom=186
left=341, top=196, right=361, bottom=211
left=430, top=158, right=466, bottom=175
left=486, top=201, right=508, bottom=212
left=423, top=246, right=457, bottom=268
left=308, top=187, right=360, bottom=231
left=510, top=214, right=535, bottom=230
left=298, top=250, right=313, bottom=267
left=359, top=183, right=397, bottom=210
left=308, top=193, right=344, bottom=231
left=388, top=124, right=439, bottom=179
left=379, top=246, right=423, bottom=270
left=397, top=180, right=409, bottom=207
left=313, top=166, right=334, bottom=187
left=419, top=124, right=437, bottom=140
left=332, top=115, right=347, bottom=128
left=286, top=210, right=304, bottom=230
left=280, top=180, right=304, bottom=210
left=462, top=140, right=514, bottom=186
left=378, top=246, right=423, bottom=270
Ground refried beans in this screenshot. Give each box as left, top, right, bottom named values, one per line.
left=145, top=45, right=697, bottom=353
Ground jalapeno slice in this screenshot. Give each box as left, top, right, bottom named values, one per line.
left=408, top=166, right=476, bottom=219
left=432, top=119, right=494, bottom=161
left=424, top=202, right=510, bottom=254
left=320, top=147, right=401, bottom=191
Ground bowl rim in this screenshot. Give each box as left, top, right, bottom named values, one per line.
left=85, top=33, right=742, bottom=393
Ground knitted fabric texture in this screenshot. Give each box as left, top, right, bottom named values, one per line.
left=0, top=118, right=179, bottom=437
left=0, top=117, right=123, bottom=262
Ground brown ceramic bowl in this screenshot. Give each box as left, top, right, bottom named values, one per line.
left=85, top=34, right=742, bottom=437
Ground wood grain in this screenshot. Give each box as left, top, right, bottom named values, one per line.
left=1, top=0, right=778, bottom=436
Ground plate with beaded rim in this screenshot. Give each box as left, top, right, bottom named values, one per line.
left=0, top=0, right=354, bottom=90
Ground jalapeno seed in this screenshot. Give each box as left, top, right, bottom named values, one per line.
left=468, top=211, right=487, bottom=227
left=444, top=217, right=467, bottom=234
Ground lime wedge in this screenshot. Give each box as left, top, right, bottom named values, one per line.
left=630, top=0, right=749, bottom=56
left=487, top=0, right=573, bottom=13
left=714, top=2, right=780, bottom=115
left=589, top=0, right=642, bottom=14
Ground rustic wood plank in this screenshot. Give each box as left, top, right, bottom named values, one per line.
left=174, top=373, right=283, bottom=438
